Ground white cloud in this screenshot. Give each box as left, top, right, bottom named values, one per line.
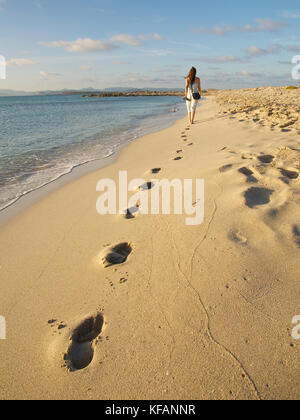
left=110, top=34, right=140, bottom=46
left=111, top=33, right=164, bottom=45
left=247, top=46, right=267, bottom=56
left=287, top=45, right=300, bottom=52
left=40, top=33, right=164, bottom=53
left=111, top=60, right=132, bottom=65
left=40, top=38, right=117, bottom=53
left=193, top=18, right=286, bottom=36
left=201, top=55, right=246, bottom=63
left=201, top=70, right=293, bottom=89
left=7, top=58, right=37, bottom=66
left=236, top=70, right=263, bottom=78
left=193, top=24, right=235, bottom=36
left=280, top=11, right=300, bottom=19
left=119, top=72, right=183, bottom=87
left=40, top=71, right=62, bottom=80
left=140, top=33, right=165, bottom=42
left=246, top=44, right=282, bottom=56
left=242, top=18, right=286, bottom=32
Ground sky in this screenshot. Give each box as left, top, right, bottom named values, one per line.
left=0, top=0, right=300, bottom=91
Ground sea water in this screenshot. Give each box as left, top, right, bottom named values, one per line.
left=0, top=94, right=185, bottom=210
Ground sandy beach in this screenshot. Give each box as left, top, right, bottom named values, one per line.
left=0, top=89, right=300, bottom=400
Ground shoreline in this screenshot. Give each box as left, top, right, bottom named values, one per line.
left=0, top=100, right=187, bottom=227
left=1, top=93, right=300, bottom=400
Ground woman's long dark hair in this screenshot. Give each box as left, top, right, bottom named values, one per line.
left=187, top=67, right=197, bottom=85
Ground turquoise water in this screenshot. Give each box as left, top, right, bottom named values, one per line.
left=0, top=94, right=185, bottom=210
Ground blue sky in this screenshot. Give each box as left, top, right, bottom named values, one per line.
left=0, top=0, right=300, bottom=91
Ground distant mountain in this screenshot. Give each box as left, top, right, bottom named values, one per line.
left=0, top=89, right=39, bottom=97
left=0, top=88, right=98, bottom=97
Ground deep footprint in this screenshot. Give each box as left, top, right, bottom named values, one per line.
left=219, top=164, right=233, bottom=173
left=138, top=181, right=155, bottom=191
left=239, top=167, right=254, bottom=176
left=293, top=226, right=300, bottom=247
left=238, top=167, right=258, bottom=183
left=280, top=169, right=299, bottom=179
left=124, top=205, right=139, bottom=219
left=174, top=157, right=183, bottom=161
left=64, top=313, right=104, bottom=371
left=101, top=243, right=133, bottom=267
left=244, top=187, right=274, bottom=208
left=151, top=168, right=161, bottom=174
left=258, top=155, right=274, bottom=164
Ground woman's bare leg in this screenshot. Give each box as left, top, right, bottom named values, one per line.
left=188, top=112, right=192, bottom=124
left=191, top=110, right=196, bottom=124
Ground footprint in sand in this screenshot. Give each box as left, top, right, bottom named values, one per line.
left=293, top=226, right=300, bottom=247
left=101, top=243, right=133, bottom=268
left=151, top=168, right=161, bottom=174
left=174, top=157, right=183, bottom=161
left=138, top=181, right=155, bottom=191
left=238, top=167, right=258, bottom=183
left=64, top=313, right=104, bottom=371
left=219, top=164, right=233, bottom=173
left=239, top=167, right=254, bottom=176
left=257, top=155, right=274, bottom=164
left=176, top=150, right=183, bottom=154
left=230, top=230, right=248, bottom=245
left=188, top=143, right=194, bottom=146
left=280, top=169, right=299, bottom=180
left=123, top=205, right=140, bottom=220
left=244, top=187, right=274, bottom=209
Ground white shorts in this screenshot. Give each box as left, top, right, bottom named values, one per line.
left=186, top=96, right=198, bottom=113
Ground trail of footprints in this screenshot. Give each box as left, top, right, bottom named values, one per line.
left=220, top=145, right=300, bottom=247
left=124, top=126, right=194, bottom=216
left=52, top=131, right=298, bottom=372
left=219, top=148, right=299, bottom=208
left=173, top=127, right=195, bottom=161
left=51, top=126, right=194, bottom=372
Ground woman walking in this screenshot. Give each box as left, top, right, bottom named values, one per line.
left=184, top=67, right=202, bottom=125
